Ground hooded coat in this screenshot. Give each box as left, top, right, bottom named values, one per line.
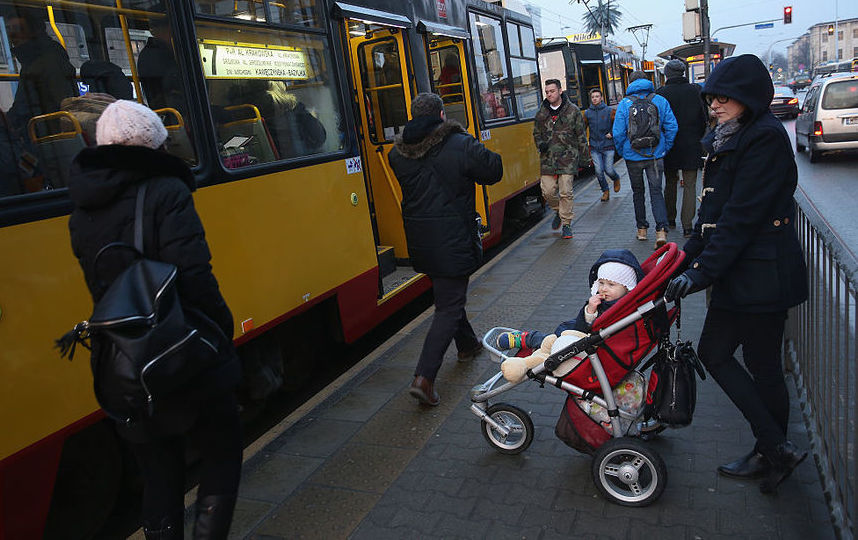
left=656, top=76, right=708, bottom=170
left=532, top=92, right=589, bottom=175
left=388, top=118, right=503, bottom=278
left=583, top=101, right=616, bottom=152
left=524, top=249, right=644, bottom=348
left=612, top=78, right=678, bottom=162
left=682, top=54, right=808, bottom=313
left=67, top=145, right=240, bottom=441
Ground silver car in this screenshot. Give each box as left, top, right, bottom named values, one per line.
left=795, top=72, right=858, bottom=162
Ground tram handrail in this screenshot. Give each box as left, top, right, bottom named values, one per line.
left=375, top=145, right=402, bottom=212
left=784, top=185, right=858, bottom=538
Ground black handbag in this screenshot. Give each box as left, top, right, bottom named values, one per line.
left=644, top=339, right=706, bottom=427
left=57, top=182, right=223, bottom=424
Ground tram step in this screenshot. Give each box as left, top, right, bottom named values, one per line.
left=377, top=246, right=396, bottom=278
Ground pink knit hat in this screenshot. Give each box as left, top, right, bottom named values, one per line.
left=96, top=100, right=168, bottom=149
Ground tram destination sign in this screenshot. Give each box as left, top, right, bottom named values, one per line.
left=199, top=39, right=309, bottom=80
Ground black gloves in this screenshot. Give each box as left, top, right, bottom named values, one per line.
left=664, top=273, right=695, bottom=302
left=538, top=142, right=549, bottom=153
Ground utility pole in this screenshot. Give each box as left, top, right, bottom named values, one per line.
left=627, top=24, right=653, bottom=62
left=701, top=0, right=711, bottom=79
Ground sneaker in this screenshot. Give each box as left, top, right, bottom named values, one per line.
left=655, top=229, right=668, bottom=249
left=551, top=211, right=561, bottom=230
left=600, top=190, right=610, bottom=202
left=636, top=228, right=647, bottom=241
left=561, top=224, right=573, bottom=239
left=613, top=178, right=621, bottom=192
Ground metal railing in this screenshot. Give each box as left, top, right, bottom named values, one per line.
left=785, top=187, right=858, bottom=539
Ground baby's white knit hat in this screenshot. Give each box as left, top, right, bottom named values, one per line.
left=96, top=100, right=168, bottom=149
left=591, top=261, right=638, bottom=295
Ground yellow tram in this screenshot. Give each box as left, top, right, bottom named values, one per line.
left=0, top=0, right=541, bottom=535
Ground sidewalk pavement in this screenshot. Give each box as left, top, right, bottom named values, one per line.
left=227, top=164, right=833, bottom=539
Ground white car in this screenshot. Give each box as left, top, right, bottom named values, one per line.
left=795, top=72, right=858, bottom=162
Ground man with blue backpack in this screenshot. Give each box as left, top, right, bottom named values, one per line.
left=613, top=71, right=678, bottom=249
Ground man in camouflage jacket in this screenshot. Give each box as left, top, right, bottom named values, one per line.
left=532, top=79, right=589, bottom=239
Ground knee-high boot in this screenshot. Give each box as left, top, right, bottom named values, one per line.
left=193, top=494, right=237, bottom=540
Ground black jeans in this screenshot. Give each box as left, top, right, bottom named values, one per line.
left=697, top=308, right=789, bottom=453
left=130, top=391, right=243, bottom=530
left=415, top=275, right=479, bottom=380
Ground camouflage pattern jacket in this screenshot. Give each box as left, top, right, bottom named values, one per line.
left=532, top=92, right=588, bottom=175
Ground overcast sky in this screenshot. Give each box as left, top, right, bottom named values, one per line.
left=525, top=0, right=858, bottom=60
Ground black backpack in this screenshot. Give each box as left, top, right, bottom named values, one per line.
left=57, top=182, right=224, bottom=425
left=627, top=93, right=661, bottom=154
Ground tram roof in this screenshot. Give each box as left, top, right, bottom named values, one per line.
left=333, top=2, right=412, bottom=28
left=657, top=41, right=736, bottom=61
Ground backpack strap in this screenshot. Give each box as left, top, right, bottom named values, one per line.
left=134, top=182, right=147, bottom=253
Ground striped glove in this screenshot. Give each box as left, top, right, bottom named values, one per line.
left=496, top=331, right=527, bottom=350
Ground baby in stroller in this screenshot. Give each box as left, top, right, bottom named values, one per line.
left=470, top=243, right=688, bottom=507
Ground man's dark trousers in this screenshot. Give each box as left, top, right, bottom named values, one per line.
left=415, top=275, right=479, bottom=380
left=697, top=308, right=790, bottom=452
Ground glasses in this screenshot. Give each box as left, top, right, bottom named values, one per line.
left=705, top=94, right=730, bottom=105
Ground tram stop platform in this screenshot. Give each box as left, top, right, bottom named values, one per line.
left=210, top=163, right=833, bottom=539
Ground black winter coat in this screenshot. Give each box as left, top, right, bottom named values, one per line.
left=388, top=118, right=503, bottom=277
left=67, top=145, right=240, bottom=441
left=656, top=77, right=707, bottom=170
left=682, top=54, right=808, bottom=313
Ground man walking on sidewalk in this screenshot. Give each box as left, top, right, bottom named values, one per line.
left=533, top=79, right=588, bottom=239
left=583, top=88, right=621, bottom=202
left=657, top=59, right=708, bottom=238
left=388, top=93, right=503, bottom=406
left=613, top=71, right=678, bottom=249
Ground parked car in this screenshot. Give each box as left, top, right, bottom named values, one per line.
left=790, top=75, right=812, bottom=90
left=771, top=86, right=799, bottom=118
left=795, top=72, right=858, bottom=162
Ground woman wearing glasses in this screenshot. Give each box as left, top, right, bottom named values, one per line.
left=664, top=54, right=808, bottom=495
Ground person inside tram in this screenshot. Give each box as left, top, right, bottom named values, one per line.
left=4, top=11, right=77, bottom=135
left=439, top=52, right=461, bottom=102
left=137, top=16, right=186, bottom=116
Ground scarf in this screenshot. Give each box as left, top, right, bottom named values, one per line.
left=712, top=118, right=742, bottom=152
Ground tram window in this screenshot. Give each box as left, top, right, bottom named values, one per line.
left=194, top=0, right=265, bottom=22
left=429, top=46, right=467, bottom=128
left=469, top=12, right=511, bottom=122
left=357, top=38, right=407, bottom=144
left=506, top=22, right=539, bottom=119
left=520, top=26, right=535, bottom=58
left=196, top=22, right=344, bottom=168
left=268, top=0, right=321, bottom=27
left=506, top=22, right=520, bottom=57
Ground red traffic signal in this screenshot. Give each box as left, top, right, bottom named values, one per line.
left=783, top=6, right=792, bottom=24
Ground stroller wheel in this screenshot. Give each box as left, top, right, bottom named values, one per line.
left=592, top=438, right=667, bottom=506
left=481, top=403, right=534, bottom=454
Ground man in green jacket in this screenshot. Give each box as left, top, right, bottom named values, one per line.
left=532, top=79, right=588, bottom=239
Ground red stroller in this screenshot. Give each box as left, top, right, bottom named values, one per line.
left=470, top=243, right=691, bottom=506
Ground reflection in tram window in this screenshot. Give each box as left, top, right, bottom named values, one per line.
left=507, top=22, right=539, bottom=119
left=268, top=0, right=321, bottom=27
left=469, top=12, right=511, bottom=121
left=194, top=0, right=266, bottom=22
left=0, top=1, right=198, bottom=199
left=429, top=46, right=468, bottom=128
left=358, top=38, right=407, bottom=143
left=196, top=22, right=343, bottom=168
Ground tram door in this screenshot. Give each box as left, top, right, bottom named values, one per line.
left=426, top=36, right=489, bottom=234
left=346, top=22, right=412, bottom=273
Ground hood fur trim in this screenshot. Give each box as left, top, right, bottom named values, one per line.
left=393, top=119, right=466, bottom=159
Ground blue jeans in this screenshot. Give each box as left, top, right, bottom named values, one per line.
left=591, top=148, right=620, bottom=192
left=626, top=158, right=669, bottom=231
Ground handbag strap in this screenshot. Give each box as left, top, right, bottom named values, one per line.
left=134, top=182, right=147, bottom=253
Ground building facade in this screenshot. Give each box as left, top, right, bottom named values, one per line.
left=788, top=17, right=858, bottom=74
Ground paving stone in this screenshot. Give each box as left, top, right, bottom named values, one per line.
left=238, top=453, right=323, bottom=503
left=271, top=417, right=361, bottom=457
left=308, top=443, right=417, bottom=493
left=227, top=498, right=274, bottom=539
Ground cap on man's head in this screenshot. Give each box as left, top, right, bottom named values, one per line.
left=628, top=70, right=648, bottom=83
left=664, top=59, right=687, bottom=79
left=410, top=92, right=444, bottom=118
left=96, top=99, right=168, bottom=149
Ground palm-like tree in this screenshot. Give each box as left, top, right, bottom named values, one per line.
left=579, top=0, right=623, bottom=37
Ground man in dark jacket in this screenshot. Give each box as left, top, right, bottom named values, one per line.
left=532, top=79, right=588, bottom=239
left=67, top=100, right=242, bottom=538
left=388, top=93, right=503, bottom=406
left=583, top=88, right=620, bottom=202
left=665, top=55, right=809, bottom=495
left=656, top=59, right=708, bottom=238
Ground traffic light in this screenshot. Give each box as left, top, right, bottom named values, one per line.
left=769, top=63, right=774, bottom=71
left=828, top=24, right=835, bottom=35
left=783, top=6, right=792, bottom=24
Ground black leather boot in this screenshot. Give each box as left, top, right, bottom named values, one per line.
left=193, top=494, right=237, bottom=540
left=759, top=441, right=807, bottom=494
left=143, top=517, right=183, bottom=540
left=717, top=450, right=770, bottom=479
